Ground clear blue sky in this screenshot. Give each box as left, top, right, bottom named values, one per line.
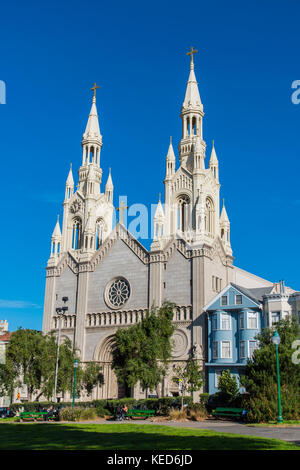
left=1, top=0, right=300, bottom=331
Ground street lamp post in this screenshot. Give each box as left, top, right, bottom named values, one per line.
left=53, top=297, right=68, bottom=403
left=272, top=330, right=283, bottom=423
left=72, top=359, right=79, bottom=408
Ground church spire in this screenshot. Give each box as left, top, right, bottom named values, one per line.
left=79, top=84, right=103, bottom=194
left=81, top=83, right=102, bottom=167
left=180, top=47, right=205, bottom=168
left=182, top=47, right=203, bottom=111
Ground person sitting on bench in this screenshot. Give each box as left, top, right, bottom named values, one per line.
left=122, top=404, right=128, bottom=420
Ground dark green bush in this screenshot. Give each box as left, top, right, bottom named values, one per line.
left=96, top=406, right=112, bottom=418
left=199, top=393, right=209, bottom=406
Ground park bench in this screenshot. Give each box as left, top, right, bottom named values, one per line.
left=211, top=407, right=247, bottom=420
left=125, top=409, right=155, bottom=419
left=19, top=411, right=48, bottom=422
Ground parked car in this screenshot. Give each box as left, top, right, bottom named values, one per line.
left=0, top=407, right=15, bottom=418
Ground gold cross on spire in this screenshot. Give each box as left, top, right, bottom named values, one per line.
left=187, top=46, right=198, bottom=64
left=91, top=82, right=100, bottom=98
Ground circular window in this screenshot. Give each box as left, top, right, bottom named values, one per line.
left=105, top=277, right=131, bottom=309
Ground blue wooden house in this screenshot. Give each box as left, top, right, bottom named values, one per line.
left=204, top=283, right=273, bottom=395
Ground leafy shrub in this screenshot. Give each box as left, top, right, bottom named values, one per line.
left=246, top=385, right=300, bottom=423
left=79, top=408, right=98, bottom=421
left=96, top=406, right=112, bottom=418
left=59, top=407, right=82, bottom=422
left=199, top=393, right=209, bottom=406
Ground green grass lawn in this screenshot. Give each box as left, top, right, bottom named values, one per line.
left=0, top=423, right=298, bottom=450
left=247, top=421, right=300, bottom=427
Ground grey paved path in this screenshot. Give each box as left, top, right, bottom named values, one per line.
left=89, top=419, right=300, bottom=445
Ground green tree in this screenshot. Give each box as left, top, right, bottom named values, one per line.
left=217, top=370, right=239, bottom=401
left=39, top=333, right=79, bottom=400
left=0, top=329, right=104, bottom=402
left=79, top=362, right=104, bottom=397
left=0, top=329, right=45, bottom=401
left=112, top=301, right=175, bottom=395
left=240, top=318, right=300, bottom=422
left=172, top=356, right=204, bottom=410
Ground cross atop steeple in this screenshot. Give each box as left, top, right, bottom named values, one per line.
left=90, top=82, right=100, bottom=99
left=187, top=46, right=198, bottom=66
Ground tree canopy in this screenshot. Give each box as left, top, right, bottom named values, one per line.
left=112, top=301, right=175, bottom=394
left=0, top=328, right=103, bottom=401
left=240, top=318, right=300, bottom=422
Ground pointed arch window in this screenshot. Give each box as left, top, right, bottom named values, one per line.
left=71, top=218, right=82, bottom=250
left=95, top=218, right=105, bottom=249
left=177, top=194, right=190, bottom=233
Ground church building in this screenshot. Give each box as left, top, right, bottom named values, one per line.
left=42, top=49, right=295, bottom=400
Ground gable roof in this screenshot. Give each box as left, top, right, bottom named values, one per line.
left=230, top=283, right=274, bottom=303
left=203, top=282, right=269, bottom=311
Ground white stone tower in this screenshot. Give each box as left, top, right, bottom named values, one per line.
left=158, top=47, right=232, bottom=258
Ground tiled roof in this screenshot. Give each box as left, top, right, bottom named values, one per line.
left=0, top=332, right=12, bottom=342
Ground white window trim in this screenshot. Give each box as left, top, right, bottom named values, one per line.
left=247, top=311, right=258, bottom=330
left=235, top=294, right=243, bottom=305
left=271, top=311, right=281, bottom=326
left=248, top=340, right=258, bottom=358
left=220, top=313, right=231, bottom=330
left=221, top=295, right=228, bottom=306
left=220, top=340, right=232, bottom=359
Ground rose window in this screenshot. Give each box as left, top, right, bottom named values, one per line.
left=106, top=278, right=130, bottom=308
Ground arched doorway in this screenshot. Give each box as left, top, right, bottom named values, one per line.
left=94, top=335, right=127, bottom=399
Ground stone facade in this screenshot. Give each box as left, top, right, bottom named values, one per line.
left=42, top=52, right=284, bottom=401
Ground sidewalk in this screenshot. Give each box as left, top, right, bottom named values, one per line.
left=94, top=418, right=300, bottom=445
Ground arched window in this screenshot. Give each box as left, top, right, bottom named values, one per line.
left=205, top=197, right=214, bottom=235
left=177, top=194, right=190, bottom=232
left=71, top=218, right=82, bottom=250
left=95, top=218, right=105, bottom=249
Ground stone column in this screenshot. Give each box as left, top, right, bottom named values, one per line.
left=149, top=252, right=163, bottom=308
left=74, top=263, right=89, bottom=360
left=42, top=269, right=57, bottom=334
